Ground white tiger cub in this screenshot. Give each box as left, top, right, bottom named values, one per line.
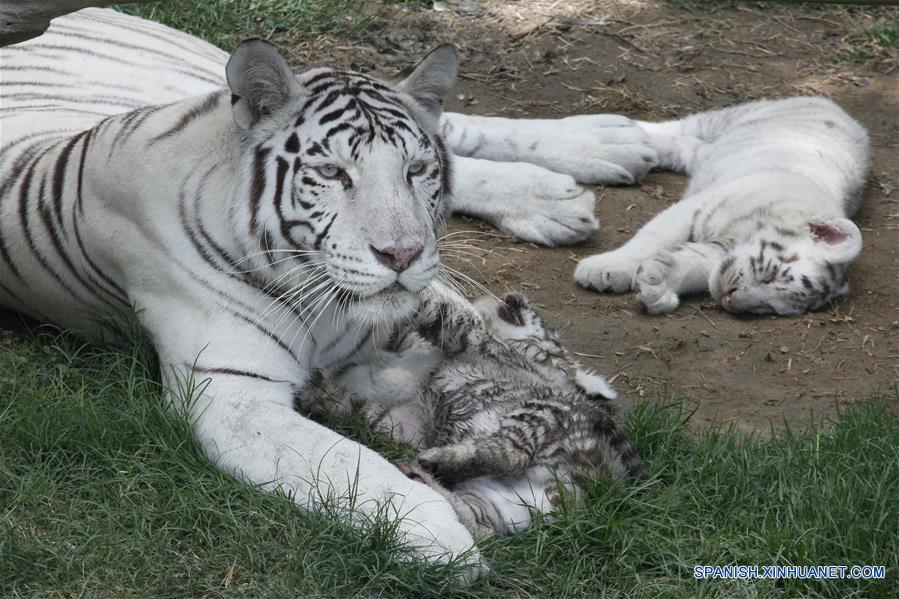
left=0, top=8, right=656, bottom=579
left=575, top=97, right=869, bottom=315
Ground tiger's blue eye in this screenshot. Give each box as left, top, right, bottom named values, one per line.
left=317, top=164, right=340, bottom=178
left=407, top=162, right=426, bottom=177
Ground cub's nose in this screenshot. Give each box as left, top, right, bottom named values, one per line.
left=370, top=244, right=423, bottom=272
left=723, top=288, right=738, bottom=306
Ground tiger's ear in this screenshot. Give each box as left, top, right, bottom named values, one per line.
left=396, top=44, right=459, bottom=125
left=808, top=216, right=862, bottom=264
left=226, top=39, right=301, bottom=130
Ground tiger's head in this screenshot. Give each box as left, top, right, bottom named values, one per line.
left=226, top=40, right=457, bottom=325
left=709, top=216, right=862, bottom=315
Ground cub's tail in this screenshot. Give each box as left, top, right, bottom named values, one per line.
left=567, top=406, right=648, bottom=483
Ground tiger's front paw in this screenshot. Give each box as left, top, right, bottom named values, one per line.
left=491, top=166, right=598, bottom=246
left=393, top=478, right=489, bottom=583
left=574, top=251, right=640, bottom=293
left=634, top=254, right=680, bottom=314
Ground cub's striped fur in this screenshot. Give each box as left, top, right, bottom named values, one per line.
left=326, top=290, right=646, bottom=536
left=575, top=97, right=869, bottom=315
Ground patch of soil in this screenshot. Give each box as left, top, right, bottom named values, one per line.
left=291, top=0, right=899, bottom=430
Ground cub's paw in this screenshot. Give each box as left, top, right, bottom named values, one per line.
left=417, top=444, right=477, bottom=484
left=493, top=168, right=598, bottom=246
left=634, top=254, right=680, bottom=314
left=537, top=115, right=658, bottom=185
left=574, top=252, right=640, bottom=293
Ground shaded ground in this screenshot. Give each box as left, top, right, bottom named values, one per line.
left=288, top=0, right=898, bottom=430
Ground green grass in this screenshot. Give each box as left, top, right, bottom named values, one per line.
left=1, top=331, right=896, bottom=597
left=844, top=16, right=899, bottom=63
left=119, top=0, right=376, bottom=50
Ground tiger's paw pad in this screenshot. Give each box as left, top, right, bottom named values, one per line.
left=574, top=252, right=640, bottom=293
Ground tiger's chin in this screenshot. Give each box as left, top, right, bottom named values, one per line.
left=345, top=285, right=421, bottom=326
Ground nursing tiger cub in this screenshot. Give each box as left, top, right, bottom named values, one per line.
left=575, top=97, right=869, bottom=315
left=0, top=8, right=657, bottom=578
left=321, top=289, right=646, bottom=537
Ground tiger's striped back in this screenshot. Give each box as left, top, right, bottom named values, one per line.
left=1, top=8, right=225, bottom=139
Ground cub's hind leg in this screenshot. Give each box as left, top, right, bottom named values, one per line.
left=634, top=242, right=725, bottom=314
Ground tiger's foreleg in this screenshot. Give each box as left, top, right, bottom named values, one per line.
left=449, top=155, right=598, bottom=246
left=138, top=298, right=484, bottom=579
left=441, top=112, right=658, bottom=185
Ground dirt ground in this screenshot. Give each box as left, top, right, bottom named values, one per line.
left=289, top=0, right=899, bottom=431
left=3, top=1, right=896, bottom=432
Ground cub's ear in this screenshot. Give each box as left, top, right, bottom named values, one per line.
left=808, top=216, right=862, bottom=264
left=226, top=39, right=301, bottom=130
left=396, top=44, right=459, bottom=125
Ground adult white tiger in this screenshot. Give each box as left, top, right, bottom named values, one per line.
left=0, top=8, right=656, bottom=578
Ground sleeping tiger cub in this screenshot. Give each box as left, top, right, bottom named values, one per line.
left=575, top=96, right=870, bottom=315
left=323, top=289, right=646, bottom=536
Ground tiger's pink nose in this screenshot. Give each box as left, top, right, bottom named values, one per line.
left=723, top=288, right=738, bottom=305
left=370, top=244, right=423, bottom=272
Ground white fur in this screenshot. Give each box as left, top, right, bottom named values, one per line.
left=0, top=8, right=651, bottom=576
left=442, top=113, right=657, bottom=244
left=575, top=97, right=869, bottom=315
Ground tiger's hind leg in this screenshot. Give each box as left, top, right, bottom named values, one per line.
left=441, top=112, right=658, bottom=185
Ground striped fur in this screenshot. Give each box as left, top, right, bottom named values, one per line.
left=0, top=7, right=488, bottom=572
left=327, top=289, right=645, bottom=536
left=574, top=97, right=869, bottom=315
left=0, top=8, right=661, bottom=573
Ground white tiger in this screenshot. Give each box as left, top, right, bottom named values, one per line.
left=574, top=96, right=870, bottom=315
left=0, top=8, right=657, bottom=578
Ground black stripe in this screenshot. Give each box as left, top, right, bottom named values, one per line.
left=18, top=157, right=89, bottom=303
left=39, top=199, right=122, bottom=311
left=111, top=104, right=166, bottom=152
left=148, top=92, right=221, bottom=145
left=50, top=132, right=82, bottom=231
left=76, top=12, right=227, bottom=67
left=314, top=214, right=337, bottom=251
left=192, top=365, right=286, bottom=384
left=0, top=281, right=22, bottom=303
left=3, top=92, right=143, bottom=109
left=70, top=204, right=129, bottom=305
left=74, top=128, right=93, bottom=215
left=249, top=146, right=271, bottom=233
left=284, top=132, right=300, bottom=153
